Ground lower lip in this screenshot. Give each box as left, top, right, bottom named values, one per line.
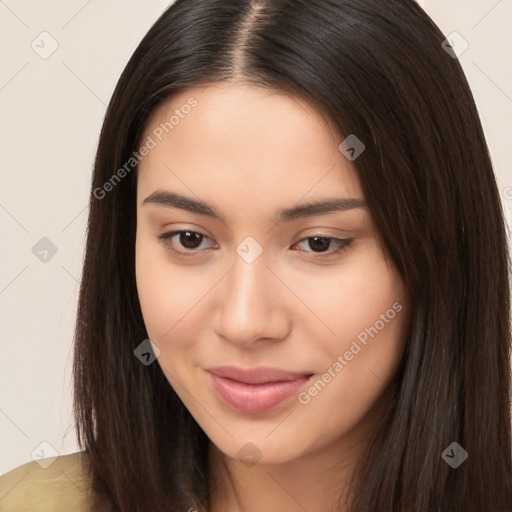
left=207, top=372, right=313, bottom=414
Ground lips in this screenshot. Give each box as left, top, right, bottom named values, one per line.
left=206, top=366, right=314, bottom=414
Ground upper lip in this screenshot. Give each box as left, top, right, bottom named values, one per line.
left=206, top=366, right=313, bottom=384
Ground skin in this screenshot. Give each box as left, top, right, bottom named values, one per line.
left=135, top=82, right=410, bottom=512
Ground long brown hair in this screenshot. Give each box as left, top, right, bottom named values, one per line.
left=73, top=0, right=512, bottom=510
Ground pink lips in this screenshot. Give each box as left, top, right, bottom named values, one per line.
left=206, top=366, right=313, bottom=414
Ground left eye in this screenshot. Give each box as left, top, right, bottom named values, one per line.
left=157, top=230, right=353, bottom=259
left=294, top=235, right=353, bottom=255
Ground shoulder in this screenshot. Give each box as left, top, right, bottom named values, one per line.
left=0, top=451, right=95, bottom=511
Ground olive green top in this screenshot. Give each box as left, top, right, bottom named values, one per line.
left=0, top=452, right=97, bottom=511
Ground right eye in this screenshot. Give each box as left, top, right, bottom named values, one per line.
left=157, top=230, right=217, bottom=259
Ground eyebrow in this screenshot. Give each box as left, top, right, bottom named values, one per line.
left=142, top=190, right=367, bottom=224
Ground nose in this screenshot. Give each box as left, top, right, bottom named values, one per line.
left=213, top=250, right=291, bottom=348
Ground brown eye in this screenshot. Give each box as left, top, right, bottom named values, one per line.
left=176, top=231, right=204, bottom=249
left=295, top=236, right=354, bottom=256
left=307, top=236, right=331, bottom=252
left=157, top=230, right=216, bottom=258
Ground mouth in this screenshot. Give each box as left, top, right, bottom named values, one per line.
left=205, top=366, right=314, bottom=414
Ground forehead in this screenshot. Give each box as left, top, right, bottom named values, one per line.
left=137, top=82, right=364, bottom=218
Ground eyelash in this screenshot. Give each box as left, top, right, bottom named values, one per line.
left=157, top=230, right=354, bottom=260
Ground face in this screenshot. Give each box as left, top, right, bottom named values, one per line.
left=135, top=82, right=409, bottom=466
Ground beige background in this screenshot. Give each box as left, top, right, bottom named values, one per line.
left=1, top=0, right=511, bottom=476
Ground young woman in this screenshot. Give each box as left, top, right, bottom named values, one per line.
left=1, top=0, right=511, bottom=511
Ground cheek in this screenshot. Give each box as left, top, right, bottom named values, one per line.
left=288, top=241, right=406, bottom=349
left=135, top=233, right=216, bottom=364
left=135, top=234, right=188, bottom=341
left=300, top=310, right=406, bottom=447
left=295, top=243, right=408, bottom=405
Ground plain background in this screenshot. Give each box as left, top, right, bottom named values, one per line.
left=1, top=0, right=511, bottom=476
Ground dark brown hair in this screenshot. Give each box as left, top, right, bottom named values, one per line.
left=73, top=0, right=512, bottom=510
